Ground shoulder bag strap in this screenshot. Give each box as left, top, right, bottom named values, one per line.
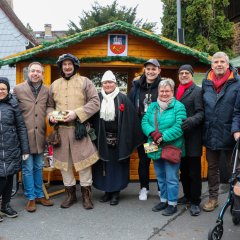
left=154, top=108, right=159, bottom=131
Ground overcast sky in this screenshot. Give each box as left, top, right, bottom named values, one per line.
left=13, top=0, right=163, bottom=33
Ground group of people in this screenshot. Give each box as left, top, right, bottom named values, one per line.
left=1, top=51, right=240, bottom=222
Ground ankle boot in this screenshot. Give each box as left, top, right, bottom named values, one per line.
left=60, top=186, right=77, bottom=208
left=81, top=186, right=94, bottom=210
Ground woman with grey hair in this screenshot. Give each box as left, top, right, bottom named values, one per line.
left=142, top=79, right=187, bottom=216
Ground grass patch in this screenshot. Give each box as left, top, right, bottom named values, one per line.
left=194, top=73, right=206, bottom=86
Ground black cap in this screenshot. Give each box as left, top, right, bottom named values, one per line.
left=0, top=77, right=10, bottom=92
left=178, top=64, right=194, bottom=76
left=144, top=59, right=160, bottom=68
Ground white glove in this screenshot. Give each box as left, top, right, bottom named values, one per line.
left=22, top=154, right=30, bottom=161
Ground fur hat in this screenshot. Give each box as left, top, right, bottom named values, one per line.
left=0, top=77, right=10, bottom=92
left=101, top=70, right=116, bottom=83
left=178, top=64, right=194, bottom=76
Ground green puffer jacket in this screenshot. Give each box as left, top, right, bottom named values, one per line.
left=141, top=98, right=187, bottom=160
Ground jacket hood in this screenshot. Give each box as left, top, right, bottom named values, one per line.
left=138, top=74, right=161, bottom=89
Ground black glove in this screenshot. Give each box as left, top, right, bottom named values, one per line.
left=181, top=118, right=193, bottom=131
left=150, top=130, right=162, bottom=144
left=75, top=120, right=87, bottom=140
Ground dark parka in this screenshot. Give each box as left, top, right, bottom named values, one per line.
left=178, top=83, right=204, bottom=156
left=0, top=94, right=29, bottom=177
left=231, top=88, right=240, bottom=134
left=202, top=66, right=240, bottom=150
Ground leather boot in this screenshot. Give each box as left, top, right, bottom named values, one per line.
left=26, top=200, right=36, bottom=213
left=81, top=186, right=94, bottom=210
left=60, top=186, right=77, bottom=208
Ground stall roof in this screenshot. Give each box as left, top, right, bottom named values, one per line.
left=0, top=20, right=211, bottom=67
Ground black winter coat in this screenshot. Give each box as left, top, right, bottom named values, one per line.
left=202, top=67, right=240, bottom=150
left=91, top=92, right=144, bottom=161
left=0, top=94, right=29, bottom=177
left=128, top=74, right=161, bottom=120
left=179, top=83, right=204, bottom=157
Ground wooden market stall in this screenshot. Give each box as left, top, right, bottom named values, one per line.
left=0, top=21, right=211, bottom=182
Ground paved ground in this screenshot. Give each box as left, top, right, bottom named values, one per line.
left=0, top=181, right=239, bottom=240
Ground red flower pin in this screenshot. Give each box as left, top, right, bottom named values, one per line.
left=119, top=103, right=125, bottom=112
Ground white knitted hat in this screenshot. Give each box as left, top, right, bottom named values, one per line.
left=101, top=70, right=116, bottom=83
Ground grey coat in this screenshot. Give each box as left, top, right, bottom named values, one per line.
left=179, top=83, right=204, bottom=157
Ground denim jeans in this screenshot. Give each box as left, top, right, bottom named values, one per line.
left=153, top=158, right=180, bottom=205
left=22, top=153, right=44, bottom=200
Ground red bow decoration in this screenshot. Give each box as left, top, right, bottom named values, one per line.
left=119, top=103, right=125, bottom=112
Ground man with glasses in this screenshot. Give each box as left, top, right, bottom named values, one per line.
left=176, top=65, right=204, bottom=216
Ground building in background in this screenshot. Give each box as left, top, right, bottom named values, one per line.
left=33, top=24, right=67, bottom=43
left=0, top=0, right=38, bottom=89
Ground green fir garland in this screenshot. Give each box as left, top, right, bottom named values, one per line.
left=0, top=21, right=211, bottom=68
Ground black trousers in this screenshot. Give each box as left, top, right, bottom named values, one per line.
left=0, top=175, right=14, bottom=207
left=180, top=156, right=202, bottom=205
left=137, top=144, right=159, bottom=191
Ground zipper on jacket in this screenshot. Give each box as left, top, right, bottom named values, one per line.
left=0, top=111, right=7, bottom=178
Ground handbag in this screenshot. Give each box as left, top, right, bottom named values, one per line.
left=161, top=145, right=181, bottom=164
left=47, top=125, right=61, bottom=147
left=154, top=109, right=181, bottom=164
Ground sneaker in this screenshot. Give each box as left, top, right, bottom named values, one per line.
left=1, top=203, right=18, bottom=218
left=162, top=205, right=177, bottom=216
left=202, top=199, right=218, bottom=212
left=0, top=215, right=3, bottom=222
left=152, top=202, right=168, bottom=212
left=177, top=196, right=190, bottom=205
left=139, top=188, right=148, bottom=201
left=190, top=204, right=201, bottom=216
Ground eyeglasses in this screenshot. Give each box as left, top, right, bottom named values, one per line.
left=159, top=90, right=172, bottom=93
left=179, top=71, right=190, bottom=75
left=0, top=88, right=7, bottom=92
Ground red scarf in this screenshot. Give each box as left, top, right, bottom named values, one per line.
left=211, top=69, right=231, bottom=93
left=176, top=81, right=193, bottom=100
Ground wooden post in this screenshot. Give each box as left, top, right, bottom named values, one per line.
left=43, top=64, right=51, bottom=86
